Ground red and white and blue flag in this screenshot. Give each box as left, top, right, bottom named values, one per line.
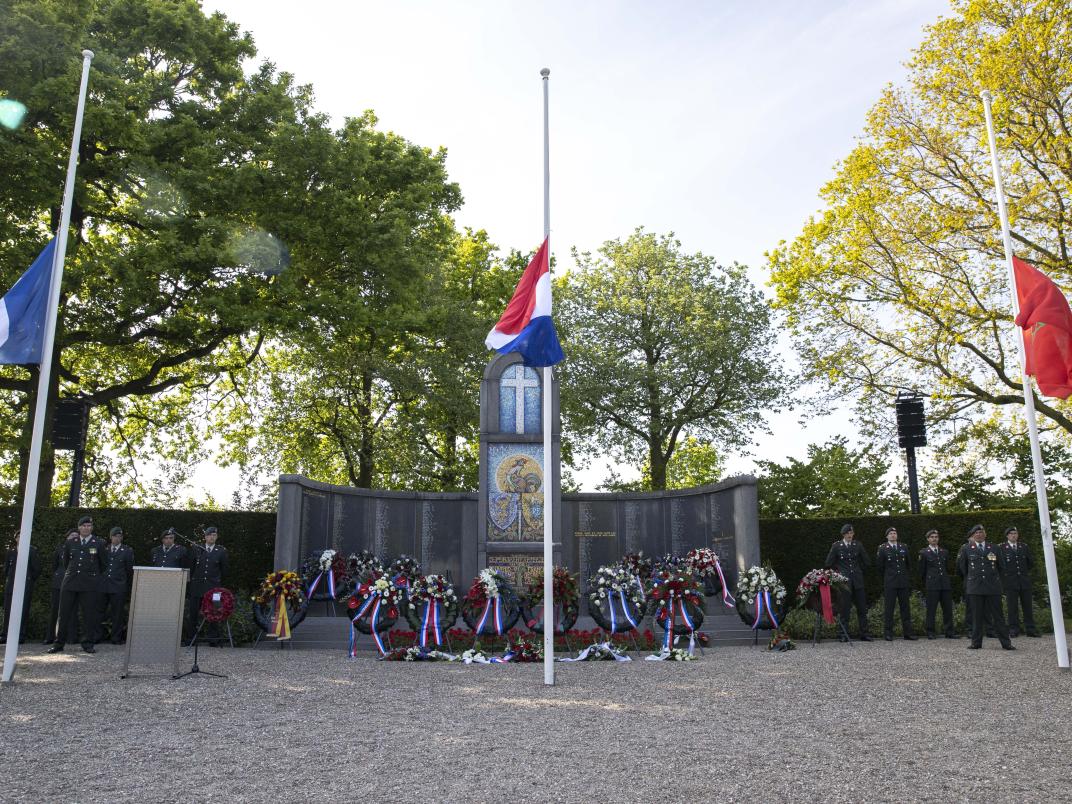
left=485, top=237, right=564, bottom=367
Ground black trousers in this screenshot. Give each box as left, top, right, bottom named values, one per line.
left=47, top=586, right=80, bottom=642
left=1, top=585, right=34, bottom=641
left=100, top=590, right=128, bottom=642
left=57, top=589, right=100, bottom=649
left=839, top=583, right=869, bottom=636
left=883, top=586, right=914, bottom=637
left=1005, top=587, right=1036, bottom=634
left=925, top=589, right=955, bottom=636
left=968, top=594, right=1011, bottom=647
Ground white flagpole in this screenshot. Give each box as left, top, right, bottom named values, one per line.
left=541, top=67, right=555, bottom=685
left=2, top=49, right=95, bottom=684
left=981, top=90, right=1069, bottom=670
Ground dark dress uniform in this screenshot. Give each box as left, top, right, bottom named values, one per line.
left=45, top=542, right=78, bottom=644
left=997, top=541, right=1037, bottom=636
left=188, top=544, right=228, bottom=643
left=918, top=545, right=955, bottom=638
left=150, top=543, right=188, bottom=569
left=100, top=543, right=134, bottom=643
left=2, top=546, right=42, bottom=643
left=824, top=539, right=870, bottom=637
left=877, top=542, right=915, bottom=639
left=54, top=536, right=107, bottom=652
left=956, top=541, right=1012, bottom=648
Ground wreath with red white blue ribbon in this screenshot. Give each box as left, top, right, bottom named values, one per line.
left=404, top=574, right=459, bottom=648
left=300, top=549, right=349, bottom=602
left=685, top=548, right=736, bottom=607
left=347, top=571, right=403, bottom=656
left=461, top=569, right=521, bottom=636
left=587, top=565, right=646, bottom=634
left=650, top=570, right=706, bottom=651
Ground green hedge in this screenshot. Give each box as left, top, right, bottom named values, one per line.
left=758, top=509, right=1051, bottom=605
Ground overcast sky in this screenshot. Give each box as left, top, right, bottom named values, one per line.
left=195, top=0, right=950, bottom=495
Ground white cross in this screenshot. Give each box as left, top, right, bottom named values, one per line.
left=501, top=365, right=539, bottom=434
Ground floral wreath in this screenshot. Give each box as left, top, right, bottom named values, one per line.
left=735, top=565, right=787, bottom=631
left=389, top=554, right=422, bottom=590
left=619, top=552, right=653, bottom=581
left=649, top=569, right=706, bottom=649
left=348, top=571, right=403, bottom=655
left=404, top=574, right=459, bottom=648
left=587, top=564, right=646, bottom=633
left=795, top=568, right=850, bottom=625
left=461, top=569, right=521, bottom=635
left=653, top=553, right=688, bottom=576
left=251, top=570, right=307, bottom=639
left=522, top=566, right=580, bottom=634
left=299, top=549, right=350, bottom=601
left=199, top=587, right=235, bottom=623
left=347, top=550, right=384, bottom=584
left=684, top=547, right=736, bottom=606
left=504, top=633, right=543, bottom=663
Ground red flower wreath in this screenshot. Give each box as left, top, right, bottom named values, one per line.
left=200, top=587, right=236, bottom=623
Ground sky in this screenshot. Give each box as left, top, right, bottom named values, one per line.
left=193, top=0, right=951, bottom=496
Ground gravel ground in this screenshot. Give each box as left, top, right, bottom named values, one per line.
left=1, top=636, right=1070, bottom=803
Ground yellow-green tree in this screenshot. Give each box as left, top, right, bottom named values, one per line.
left=769, top=0, right=1072, bottom=437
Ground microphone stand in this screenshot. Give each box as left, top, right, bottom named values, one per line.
left=168, top=529, right=226, bottom=679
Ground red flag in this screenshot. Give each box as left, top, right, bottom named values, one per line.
left=1013, top=256, right=1072, bottom=398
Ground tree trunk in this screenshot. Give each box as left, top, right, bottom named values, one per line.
left=355, top=368, right=375, bottom=488
left=648, top=436, right=667, bottom=491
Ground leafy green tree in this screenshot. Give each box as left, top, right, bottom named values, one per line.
left=600, top=437, right=724, bottom=492
left=558, top=229, right=786, bottom=491
left=757, top=436, right=900, bottom=518
left=768, top=0, right=1072, bottom=440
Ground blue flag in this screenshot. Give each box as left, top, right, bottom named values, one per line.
left=0, top=240, right=56, bottom=365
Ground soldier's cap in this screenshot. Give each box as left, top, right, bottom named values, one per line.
left=967, top=524, right=984, bottom=537
left=162, top=527, right=177, bottom=537
left=204, top=525, right=218, bottom=534
left=840, top=524, right=854, bottom=535
left=109, top=526, right=123, bottom=537
left=885, top=527, right=897, bottom=536
left=1004, top=526, right=1018, bottom=537
left=77, top=515, right=93, bottom=526
left=924, top=528, right=938, bottom=538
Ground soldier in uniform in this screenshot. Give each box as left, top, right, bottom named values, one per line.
left=187, top=525, right=228, bottom=646
left=918, top=528, right=956, bottom=639
left=876, top=527, right=917, bottom=640
left=997, top=526, right=1039, bottom=638
left=956, top=524, right=1014, bottom=650
left=44, top=529, right=79, bottom=644
left=99, top=525, right=134, bottom=644
left=1, top=533, right=42, bottom=645
left=49, top=516, right=106, bottom=654
left=824, top=523, right=873, bottom=641
left=151, top=527, right=188, bottom=569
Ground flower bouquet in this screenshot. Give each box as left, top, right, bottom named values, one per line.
left=685, top=547, right=736, bottom=605
left=300, top=549, right=350, bottom=602
left=735, top=565, right=788, bottom=631
left=795, top=568, right=849, bottom=625
left=504, top=633, right=543, bottom=663
left=522, top=566, right=580, bottom=634
left=587, top=564, right=647, bottom=633
left=559, top=641, right=631, bottom=662
left=251, top=570, right=307, bottom=639
left=384, top=645, right=457, bottom=662
left=404, top=574, right=459, bottom=648
left=461, top=569, right=521, bottom=636
left=649, top=569, right=706, bottom=649
left=348, top=571, right=404, bottom=655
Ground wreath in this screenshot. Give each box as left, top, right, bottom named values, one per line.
left=348, top=572, right=403, bottom=635
left=650, top=569, right=706, bottom=636
left=521, top=566, right=579, bottom=634
left=347, top=550, right=384, bottom=584
left=735, top=565, right=788, bottom=631
left=587, top=564, right=646, bottom=633
left=795, top=568, right=850, bottom=625
left=404, top=574, right=460, bottom=647
left=685, top=547, right=736, bottom=604
left=299, top=549, right=350, bottom=601
left=619, top=552, right=653, bottom=581
left=199, top=587, right=235, bottom=623
left=653, top=553, right=688, bottom=576
left=388, top=555, right=422, bottom=591
left=251, top=570, right=307, bottom=636
left=460, top=569, right=521, bottom=635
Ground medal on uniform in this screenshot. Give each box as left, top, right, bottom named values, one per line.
left=987, top=552, right=996, bottom=561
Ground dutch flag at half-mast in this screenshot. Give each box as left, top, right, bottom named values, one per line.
left=0, top=239, right=56, bottom=365
left=484, top=237, right=564, bottom=368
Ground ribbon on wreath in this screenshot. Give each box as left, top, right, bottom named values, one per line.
left=528, top=600, right=559, bottom=632
left=349, top=594, right=388, bottom=656
left=420, top=600, right=443, bottom=648
left=475, top=595, right=503, bottom=635
left=270, top=594, right=291, bottom=640
left=558, top=642, right=632, bottom=662
left=652, top=596, right=696, bottom=659
left=306, top=568, right=338, bottom=600
left=606, top=590, right=639, bottom=633
left=751, top=589, right=780, bottom=631
left=710, top=557, right=736, bottom=607
left=818, top=580, right=835, bottom=624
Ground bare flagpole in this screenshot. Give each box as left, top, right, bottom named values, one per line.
left=541, top=67, right=555, bottom=685
left=2, top=49, right=95, bottom=684
left=981, top=90, right=1069, bottom=670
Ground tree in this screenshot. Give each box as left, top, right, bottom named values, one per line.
left=757, top=437, right=900, bottom=518
left=768, top=0, right=1072, bottom=443
left=600, top=437, right=724, bottom=492
left=558, top=229, right=786, bottom=491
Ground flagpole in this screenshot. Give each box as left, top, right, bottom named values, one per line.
left=2, top=49, right=94, bottom=684
left=981, top=90, right=1069, bottom=670
left=540, top=67, right=555, bottom=685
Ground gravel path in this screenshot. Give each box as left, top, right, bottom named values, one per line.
left=1, top=636, right=1070, bottom=803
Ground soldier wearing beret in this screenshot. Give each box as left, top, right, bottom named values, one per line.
left=150, top=528, right=188, bottom=569
left=998, top=526, right=1039, bottom=638
left=876, top=527, right=917, bottom=641
left=99, top=526, right=134, bottom=644
left=187, top=525, right=229, bottom=646
left=956, top=524, right=1014, bottom=650
left=1, top=532, right=42, bottom=645
left=49, top=516, right=106, bottom=654
left=824, top=524, right=873, bottom=641
left=918, top=529, right=957, bottom=639
left=44, top=529, right=79, bottom=644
